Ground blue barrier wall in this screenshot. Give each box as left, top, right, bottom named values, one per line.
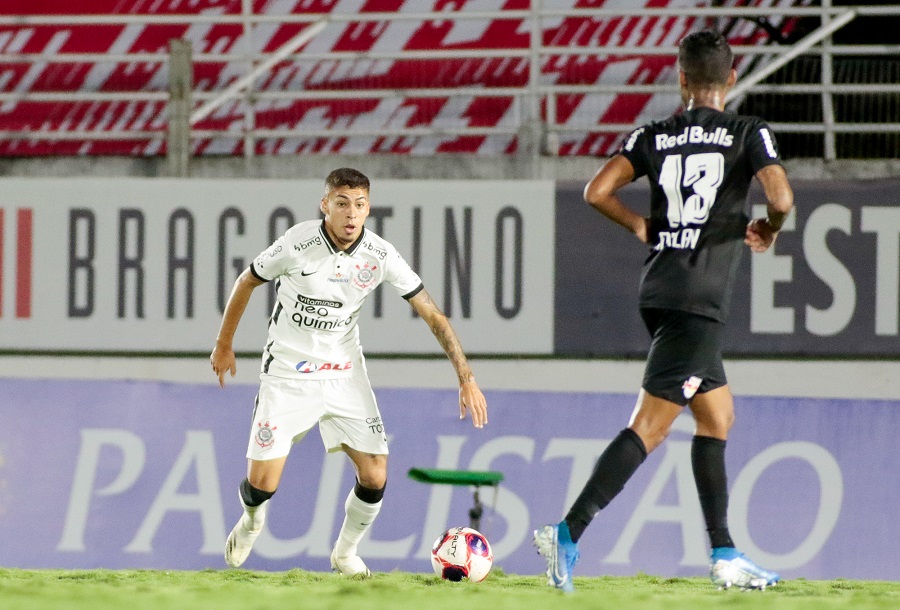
left=1, top=378, right=896, bottom=580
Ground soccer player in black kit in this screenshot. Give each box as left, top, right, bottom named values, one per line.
left=534, top=30, right=794, bottom=592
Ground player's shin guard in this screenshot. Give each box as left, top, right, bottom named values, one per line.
left=564, top=428, right=647, bottom=542
left=692, top=435, right=734, bottom=549
left=225, top=479, right=275, bottom=568
left=238, top=478, right=274, bottom=531
left=333, top=481, right=384, bottom=563
left=240, top=478, right=275, bottom=509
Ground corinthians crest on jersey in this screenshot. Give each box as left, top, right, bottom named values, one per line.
left=352, top=262, right=378, bottom=289
left=250, top=220, right=423, bottom=380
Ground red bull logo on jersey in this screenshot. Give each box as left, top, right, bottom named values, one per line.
left=655, top=126, right=733, bottom=150
left=295, top=360, right=353, bottom=373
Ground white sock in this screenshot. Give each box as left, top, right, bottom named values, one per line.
left=241, top=498, right=269, bottom=531
left=333, top=488, right=382, bottom=558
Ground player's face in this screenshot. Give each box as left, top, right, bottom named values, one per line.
left=321, top=186, right=370, bottom=248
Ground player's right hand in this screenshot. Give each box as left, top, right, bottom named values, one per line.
left=745, top=218, right=778, bottom=253
left=459, top=380, right=488, bottom=429
left=635, top=217, right=651, bottom=245
left=210, top=345, right=237, bottom=388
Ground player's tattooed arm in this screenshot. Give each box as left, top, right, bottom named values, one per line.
left=410, top=289, right=473, bottom=383
left=409, top=289, right=488, bottom=428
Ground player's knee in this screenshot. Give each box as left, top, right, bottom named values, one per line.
left=240, top=477, right=276, bottom=506
left=631, top=422, right=671, bottom=453
left=696, top=410, right=734, bottom=437
left=647, top=428, right=672, bottom=453
left=357, top=466, right=387, bottom=491
left=722, top=410, right=735, bottom=432
left=354, top=478, right=386, bottom=503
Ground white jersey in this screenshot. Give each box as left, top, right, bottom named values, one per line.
left=250, top=220, right=423, bottom=379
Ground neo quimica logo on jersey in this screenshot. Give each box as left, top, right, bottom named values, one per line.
left=294, top=294, right=342, bottom=312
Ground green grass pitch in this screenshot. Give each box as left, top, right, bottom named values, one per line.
left=0, top=568, right=897, bottom=610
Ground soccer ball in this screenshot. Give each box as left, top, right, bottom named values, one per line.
left=430, top=526, right=493, bottom=582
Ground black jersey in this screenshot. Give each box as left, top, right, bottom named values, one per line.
left=620, top=106, right=783, bottom=322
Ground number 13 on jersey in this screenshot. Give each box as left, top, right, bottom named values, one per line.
left=659, top=152, right=725, bottom=228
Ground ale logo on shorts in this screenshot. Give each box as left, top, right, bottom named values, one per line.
left=352, top=262, right=378, bottom=289
left=256, top=420, right=278, bottom=448
left=296, top=360, right=352, bottom=373
left=682, top=376, right=703, bottom=399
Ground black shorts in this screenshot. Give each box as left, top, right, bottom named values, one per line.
left=640, top=308, right=727, bottom=406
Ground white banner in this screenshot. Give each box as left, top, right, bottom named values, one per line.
left=0, top=178, right=554, bottom=354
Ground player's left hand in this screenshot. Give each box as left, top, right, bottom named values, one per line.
left=745, top=217, right=778, bottom=253
left=459, top=380, right=488, bottom=429
left=210, top=344, right=237, bottom=388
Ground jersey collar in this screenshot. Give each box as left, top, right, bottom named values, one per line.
left=319, top=220, right=366, bottom=255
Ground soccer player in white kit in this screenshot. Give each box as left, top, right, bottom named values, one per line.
left=210, top=168, right=488, bottom=576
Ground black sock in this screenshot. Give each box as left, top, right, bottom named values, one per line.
left=564, top=428, right=647, bottom=543
left=692, top=435, right=734, bottom=549
left=354, top=479, right=386, bottom=504
left=240, top=478, right=276, bottom=507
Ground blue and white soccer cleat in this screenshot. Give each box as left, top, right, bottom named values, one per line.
left=533, top=522, right=580, bottom=593
left=709, top=547, right=780, bottom=591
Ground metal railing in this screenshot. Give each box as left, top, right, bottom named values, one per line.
left=0, top=4, right=897, bottom=169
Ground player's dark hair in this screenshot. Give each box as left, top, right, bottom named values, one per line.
left=325, top=167, right=370, bottom=193
left=678, top=30, right=733, bottom=87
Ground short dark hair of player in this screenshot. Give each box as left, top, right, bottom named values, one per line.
left=325, top=167, right=370, bottom=193
left=678, top=30, right=734, bottom=87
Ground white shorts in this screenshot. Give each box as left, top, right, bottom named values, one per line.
left=246, top=373, right=388, bottom=461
